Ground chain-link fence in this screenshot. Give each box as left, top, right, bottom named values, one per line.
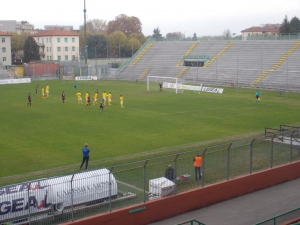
left=1, top=128, right=299, bottom=225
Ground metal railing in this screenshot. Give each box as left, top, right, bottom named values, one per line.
left=255, top=207, right=300, bottom=225
left=176, top=219, right=205, bottom=225
left=1, top=129, right=300, bottom=225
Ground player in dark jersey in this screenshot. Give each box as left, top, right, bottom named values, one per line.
left=99, top=100, right=104, bottom=112
left=61, top=91, right=65, bottom=104
left=27, top=93, right=31, bottom=106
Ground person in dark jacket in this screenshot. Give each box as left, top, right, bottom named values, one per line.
left=165, top=164, right=175, bottom=181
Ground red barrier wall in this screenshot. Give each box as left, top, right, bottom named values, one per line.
left=63, top=161, right=300, bottom=225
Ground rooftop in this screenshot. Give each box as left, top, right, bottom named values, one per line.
left=31, top=29, right=79, bottom=37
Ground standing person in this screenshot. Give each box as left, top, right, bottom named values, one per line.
left=73, top=82, right=77, bottom=91
left=102, top=91, right=107, bottom=105
left=61, top=91, right=66, bottom=104
left=120, top=95, right=124, bottom=108
left=41, top=86, right=45, bottom=99
left=76, top=91, right=83, bottom=104
left=80, top=143, right=90, bottom=170
left=27, top=93, right=32, bottom=106
left=93, top=91, right=99, bottom=105
left=46, top=84, right=50, bottom=97
left=86, top=93, right=91, bottom=107
left=35, top=84, right=39, bottom=94
left=107, top=92, right=112, bottom=106
left=85, top=92, right=89, bottom=104
left=193, top=154, right=202, bottom=181
left=159, top=83, right=163, bottom=92
left=165, top=164, right=175, bottom=181
left=99, top=100, right=104, bottom=112
left=255, top=90, right=260, bottom=103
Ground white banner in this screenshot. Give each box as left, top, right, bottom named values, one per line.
left=163, top=82, right=183, bottom=89
left=0, top=78, right=31, bottom=85
left=75, top=76, right=97, bottom=81
left=202, top=86, right=224, bottom=94
left=182, top=84, right=203, bottom=91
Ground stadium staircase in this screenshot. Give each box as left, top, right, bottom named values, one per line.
left=175, top=42, right=199, bottom=66
left=202, top=41, right=235, bottom=68
left=251, top=40, right=300, bottom=87
left=139, top=66, right=152, bottom=80
left=130, top=42, right=154, bottom=66
left=175, top=67, right=189, bottom=78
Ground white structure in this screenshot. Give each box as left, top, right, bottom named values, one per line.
left=241, top=24, right=280, bottom=40
left=0, top=31, right=12, bottom=65
left=0, top=20, right=38, bottom=34
left=149, top=177, right=176, bottom=200
left=31, top=29, right=80, bottom=61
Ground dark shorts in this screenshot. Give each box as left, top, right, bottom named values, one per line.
left=256, top=96, right=259, bottom=99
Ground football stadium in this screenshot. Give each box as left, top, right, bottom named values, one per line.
left=1, top=37, right=300, bottom=224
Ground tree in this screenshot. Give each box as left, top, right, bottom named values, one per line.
left=153, top=27, right=162, bottom=39
left=223, top=29, right=231, bottom=38
left=166, top=32, right=184, bottom=40
left=129, top=33, right=147, bottom=45
left=107, top=31, right=128, bottom=57
left=9, top=32, right=29, bottom=57
left=107, top=14, right=142, bottom=36
left=192, top=33, right=198, bottom=41
left=290, top=16, right=300, bottom=33
left=126, top=37, right=141, bottom=57
left=86, top=34, right=108, bottom=59
left=280, top=15, right=290, bottom=33
left=79, top=19, right=107, bottom=34
left=78, top=29, right=92, bottom=49
left=23, top=37, right=40, bottom=63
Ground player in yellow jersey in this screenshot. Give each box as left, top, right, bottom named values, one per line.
left=120, top=95, right=124, bottom=108
left=41, top=87, right=45, bottom=99
left=46, top=84, right=49, bottom=97
left=85, top=92, right=89, bottom=104
left=107, top=92, right=112, bottom=106
left=76, top=91, right=83, bottom=104
left=93, top=92, right=99, bottom=105
left=102, top=91, right=107, bottom=105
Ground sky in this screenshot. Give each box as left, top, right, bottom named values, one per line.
left=1, top=0, right=300, bottom=37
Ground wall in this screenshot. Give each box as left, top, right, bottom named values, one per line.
left=63, top=161, right=300, bottom=225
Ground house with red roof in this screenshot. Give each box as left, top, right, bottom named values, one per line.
left=241, top=24, right=280, bottom=40
left=31, top=29, right=80, bottom=61
left=0, top=31, right=12, bottom=65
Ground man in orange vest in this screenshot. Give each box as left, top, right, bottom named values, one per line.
left=193, top=154, right=202, bottom=181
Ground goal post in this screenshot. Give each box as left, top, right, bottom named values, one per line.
left=147, top=76, right=184, bottom=94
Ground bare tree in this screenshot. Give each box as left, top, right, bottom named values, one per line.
left=223, top=29, right=232, bottom=38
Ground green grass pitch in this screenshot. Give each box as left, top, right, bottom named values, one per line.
left=0, top=79, right=299, bottom=182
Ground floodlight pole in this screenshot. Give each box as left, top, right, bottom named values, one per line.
left=197, top=41, right=199, bottom=84
left=83, top=0, right=87, bottom=65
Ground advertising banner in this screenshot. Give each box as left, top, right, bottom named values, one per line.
left=75, top=76, right=98, bottom=81
left=0, top=78, right=31, bottom=85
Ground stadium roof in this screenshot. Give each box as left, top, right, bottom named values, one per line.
left=31, top=29, right=79, bottom=37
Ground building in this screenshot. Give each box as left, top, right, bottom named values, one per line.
left=44, top=25, right=73, bottom=31
left=0, top=31, right=12, bottom=65
left=241, top=24, right=280, bottom=40
left=0, top=20, right=38, bottom=34
left=31, top=29, right=80, bottom=61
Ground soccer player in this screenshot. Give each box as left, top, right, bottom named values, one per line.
left=107, top=92, right=112, bottom=106
left=85, top=92, right=89, bottom=104
left=61, top=91, right=66, bottom=104
left=46, top=84, right=50, bottom=97
left=74, top=82, right=77, bottom=91
left=120, top=95, right=124, bottom=108
left=93, top=91, right=99, bottom=105
left=27, top=93, right=31, bottom=106
left=86, top=93, right=91, bottom=107
left=159, top=83, right=163, bottom=92
left=35, top=84, right=39, bottom=94
left=99, top=100, right=104, bottom=112
left=102, top=91, right=107, bottom=105
left=41, top=86, right=45, bottom=99
left=76, top=91, right=83, bottom=104
left=255, top=90, right=260, bottom=103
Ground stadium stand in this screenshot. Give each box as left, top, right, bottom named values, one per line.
left=117, top=40, right=300, bottom=90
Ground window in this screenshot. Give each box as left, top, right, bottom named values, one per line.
left=72, top=38, right=75, bottom=43
left=57, top=47, right=61, bottom=52
left=65, top=55, right=68, bottom=60
left=72, top=55, right=75, bottom=61
left=47, top=56, right=49, bottom=60
left=42, top=38, right=44, bottom=43
left=64, top=38, right=68, bottom=43
left=3, top=57, right=6, bottom=61
left=65, top=47, right=68, bottom=51
left=72, top=46, right=75, bottom=51
left=50, top=56, right=52, bottom=60
left=49, top=38, right=51, bottom=42
left=47, top=47, right=49, bottom=52
left=46, top=38, right=48, bottom=43
left=57, top=38, right=60, bottom=43
left=58, top=56, right=61, bottom=60
left=1, top=38, right=5, bottom=43
left=50, top=47, right=51, bottom=52
left=2, top=47, right=6, bottom=53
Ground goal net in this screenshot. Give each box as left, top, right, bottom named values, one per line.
left=147, top=76, right=184, bottom=94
